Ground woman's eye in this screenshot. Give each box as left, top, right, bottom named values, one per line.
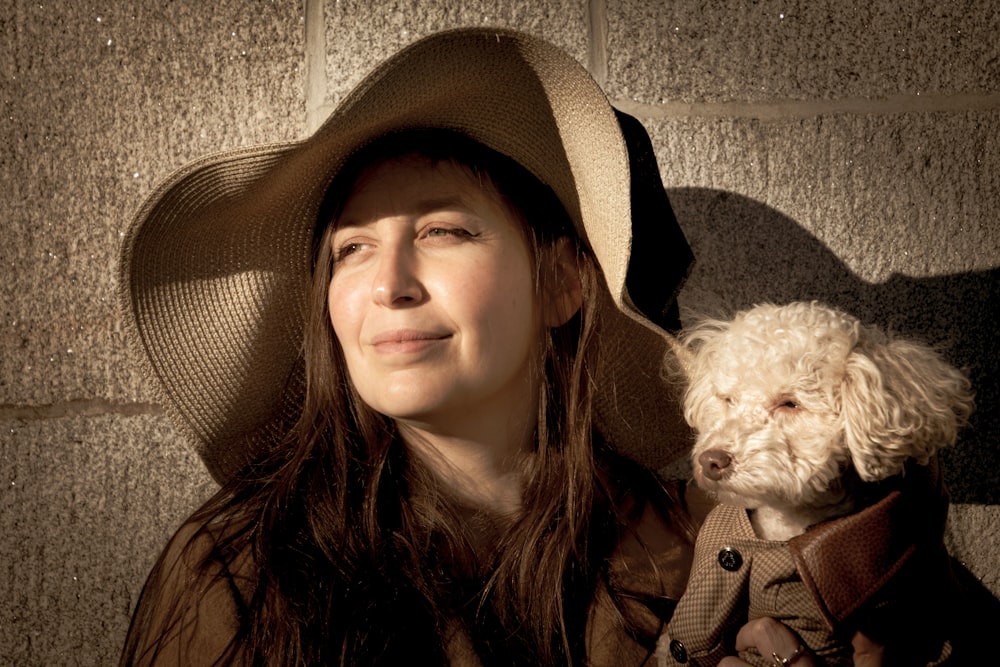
left=425, top=226, right=475, bottom=239
left=333, top=242, right=368, bottom=262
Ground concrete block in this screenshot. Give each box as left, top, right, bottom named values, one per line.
left=1, top=308, right=158, bottom=405
left=0, top=414, right=215, bottom=665
left=637, top=111, right=999, bottom=504
left=606, top=0, right=1000, bottom=103
left=947, top=503, right=1000, bottom=597
left=323, top=0, right=589, bottom=106
left=2, top=1, right=306, bottom=406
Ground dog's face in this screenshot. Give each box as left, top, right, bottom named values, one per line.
left=683, top=303, right=863, bottom=511
left=681, top=301, right=973, bottom=512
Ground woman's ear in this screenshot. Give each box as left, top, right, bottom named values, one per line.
left=544, top=236, right=583, bottom=327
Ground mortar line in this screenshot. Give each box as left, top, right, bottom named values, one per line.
left=614, top=92, right=1000, bottom=121
left=303, top=0, right=329, bottom=135
left=587, top=0, right=608, bottom=88
left=0, top=399, right=165, bottom=421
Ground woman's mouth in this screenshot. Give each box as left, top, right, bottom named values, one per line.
left=369, top=329, right=451, bottom=354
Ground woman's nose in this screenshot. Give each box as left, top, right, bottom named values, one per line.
left=372, top=244, right=423, bottom=306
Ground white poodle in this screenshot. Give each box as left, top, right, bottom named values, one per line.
left=657, top=301, right=974, bottom=667
left=681, top=301, right=972, bottom=541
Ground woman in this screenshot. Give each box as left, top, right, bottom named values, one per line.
left=120, top=28, right=873, bottom=666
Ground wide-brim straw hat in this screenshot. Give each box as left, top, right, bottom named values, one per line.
left=120, top=27, right=694, bottom=483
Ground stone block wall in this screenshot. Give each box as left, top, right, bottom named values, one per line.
left=2, top=0, right=997, bottom=662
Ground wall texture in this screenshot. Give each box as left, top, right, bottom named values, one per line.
left=2, top=0, right=998, bottom=663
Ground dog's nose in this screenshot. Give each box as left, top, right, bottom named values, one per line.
left=698, top=449, right=732, bottom=481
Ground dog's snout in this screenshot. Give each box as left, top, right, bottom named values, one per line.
left=698, top=449, right=732, bottom=481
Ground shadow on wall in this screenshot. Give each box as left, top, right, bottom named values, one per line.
left=667, top=187, right=1000, bottom=506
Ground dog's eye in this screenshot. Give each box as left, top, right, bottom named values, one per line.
left=718, top=394, right=734, bottom=406
left=779, top=399, right=799, bottom=410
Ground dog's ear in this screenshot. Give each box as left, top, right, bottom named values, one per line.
left=664, top=332, right=695, bottom=381
left=841, top=333, right=974, bottom=482
left=675, top=318, right=731, bottom=430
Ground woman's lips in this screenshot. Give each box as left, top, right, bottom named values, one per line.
left=369, top=329, right=450, bottom=354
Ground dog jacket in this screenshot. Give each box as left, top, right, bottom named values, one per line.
left=657, top=464, right=956, bottom=666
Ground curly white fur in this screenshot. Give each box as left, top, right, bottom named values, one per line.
left=680, top=301, right=974, bottom=541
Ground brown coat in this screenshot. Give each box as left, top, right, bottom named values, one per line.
left=659, top=503, right=854, bottom=667
left=658, top=464, right=957, bottom=667
left=123, top=484, right=707, bottom=666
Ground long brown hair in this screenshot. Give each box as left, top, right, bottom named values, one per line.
left=122, top=130, right=686, bottom=666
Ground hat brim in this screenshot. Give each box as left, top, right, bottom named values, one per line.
left=120, top=27, right=693, bottom=482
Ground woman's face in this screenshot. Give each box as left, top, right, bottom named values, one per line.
left=327, top=155, right=542, bottom=436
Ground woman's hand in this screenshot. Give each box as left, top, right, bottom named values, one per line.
left=717, top=618, right=816, bottom=667
left=849, top=631, right=885, bottom=667
left=717, top=618, right=884, bottom=667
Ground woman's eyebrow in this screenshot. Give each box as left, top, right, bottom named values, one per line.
left=410, top=195, right=474, bottom=216
left=337, top=195, right=476, bottom=229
